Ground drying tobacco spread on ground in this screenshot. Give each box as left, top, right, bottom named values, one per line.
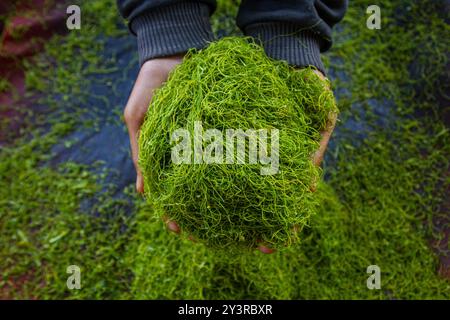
left=0, top=0, right=449, bottom=299
left=139, top=37, right=336, bottom=250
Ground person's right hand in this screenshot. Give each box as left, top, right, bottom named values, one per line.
left=124, top=55, right=183, bottom=232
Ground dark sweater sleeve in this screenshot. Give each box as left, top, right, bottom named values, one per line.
left=237, top=0, right=348, bottom=74
left=117, top=0, right=216, bottom=66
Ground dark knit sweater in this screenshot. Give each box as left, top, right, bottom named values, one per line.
left=116, top=0, right=347, bottom=74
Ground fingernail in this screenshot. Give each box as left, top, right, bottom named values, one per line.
left=167, top=221, right=180, bottom=234
left=258, top=245, right=275, bottom=254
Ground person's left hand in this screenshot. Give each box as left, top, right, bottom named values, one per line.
left=257, top=69, right=337, bottom=254
left=311, top=70, right=337, bottom=168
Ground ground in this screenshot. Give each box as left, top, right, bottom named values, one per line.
left=0, top=0, right=449, bottom=299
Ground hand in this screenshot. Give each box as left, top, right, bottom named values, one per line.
left=124, top=55, right=183, bottom=232
left=257, top=69, right=336, bottom=254
left=311, top=70, right=337, bottom=168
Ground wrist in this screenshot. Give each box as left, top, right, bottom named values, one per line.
left=245, top=22, right=326, bottom=75
left=130, top=2, right=214, bottom=66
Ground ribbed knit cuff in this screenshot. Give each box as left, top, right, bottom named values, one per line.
left=130, top=2, right=214, bottom=66
left=245, top=23, right=325, bottom=75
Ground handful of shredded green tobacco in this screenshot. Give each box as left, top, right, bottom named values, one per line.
left=139, top=37, right=337, bottom=249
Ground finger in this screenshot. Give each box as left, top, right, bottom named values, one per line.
left=124, top=57, right=184, bottom=194
left=124, top=74, right=157, bottom=193
left=167, top=220, right=181, bottom=233
left=162, top=215, right=181, bottom=234
left=131, top=128, right=144, bottom=194
left=312, top=112, right=337, bottom=167
left=136, top=171, right=144, bottom=194
left=258, top=245, right=275, bottom=254
left=126, top=122, right=144, bottom=193
left=312, top=69, right=327, bottom=81
left=310, top=173, right=318, bottom=192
